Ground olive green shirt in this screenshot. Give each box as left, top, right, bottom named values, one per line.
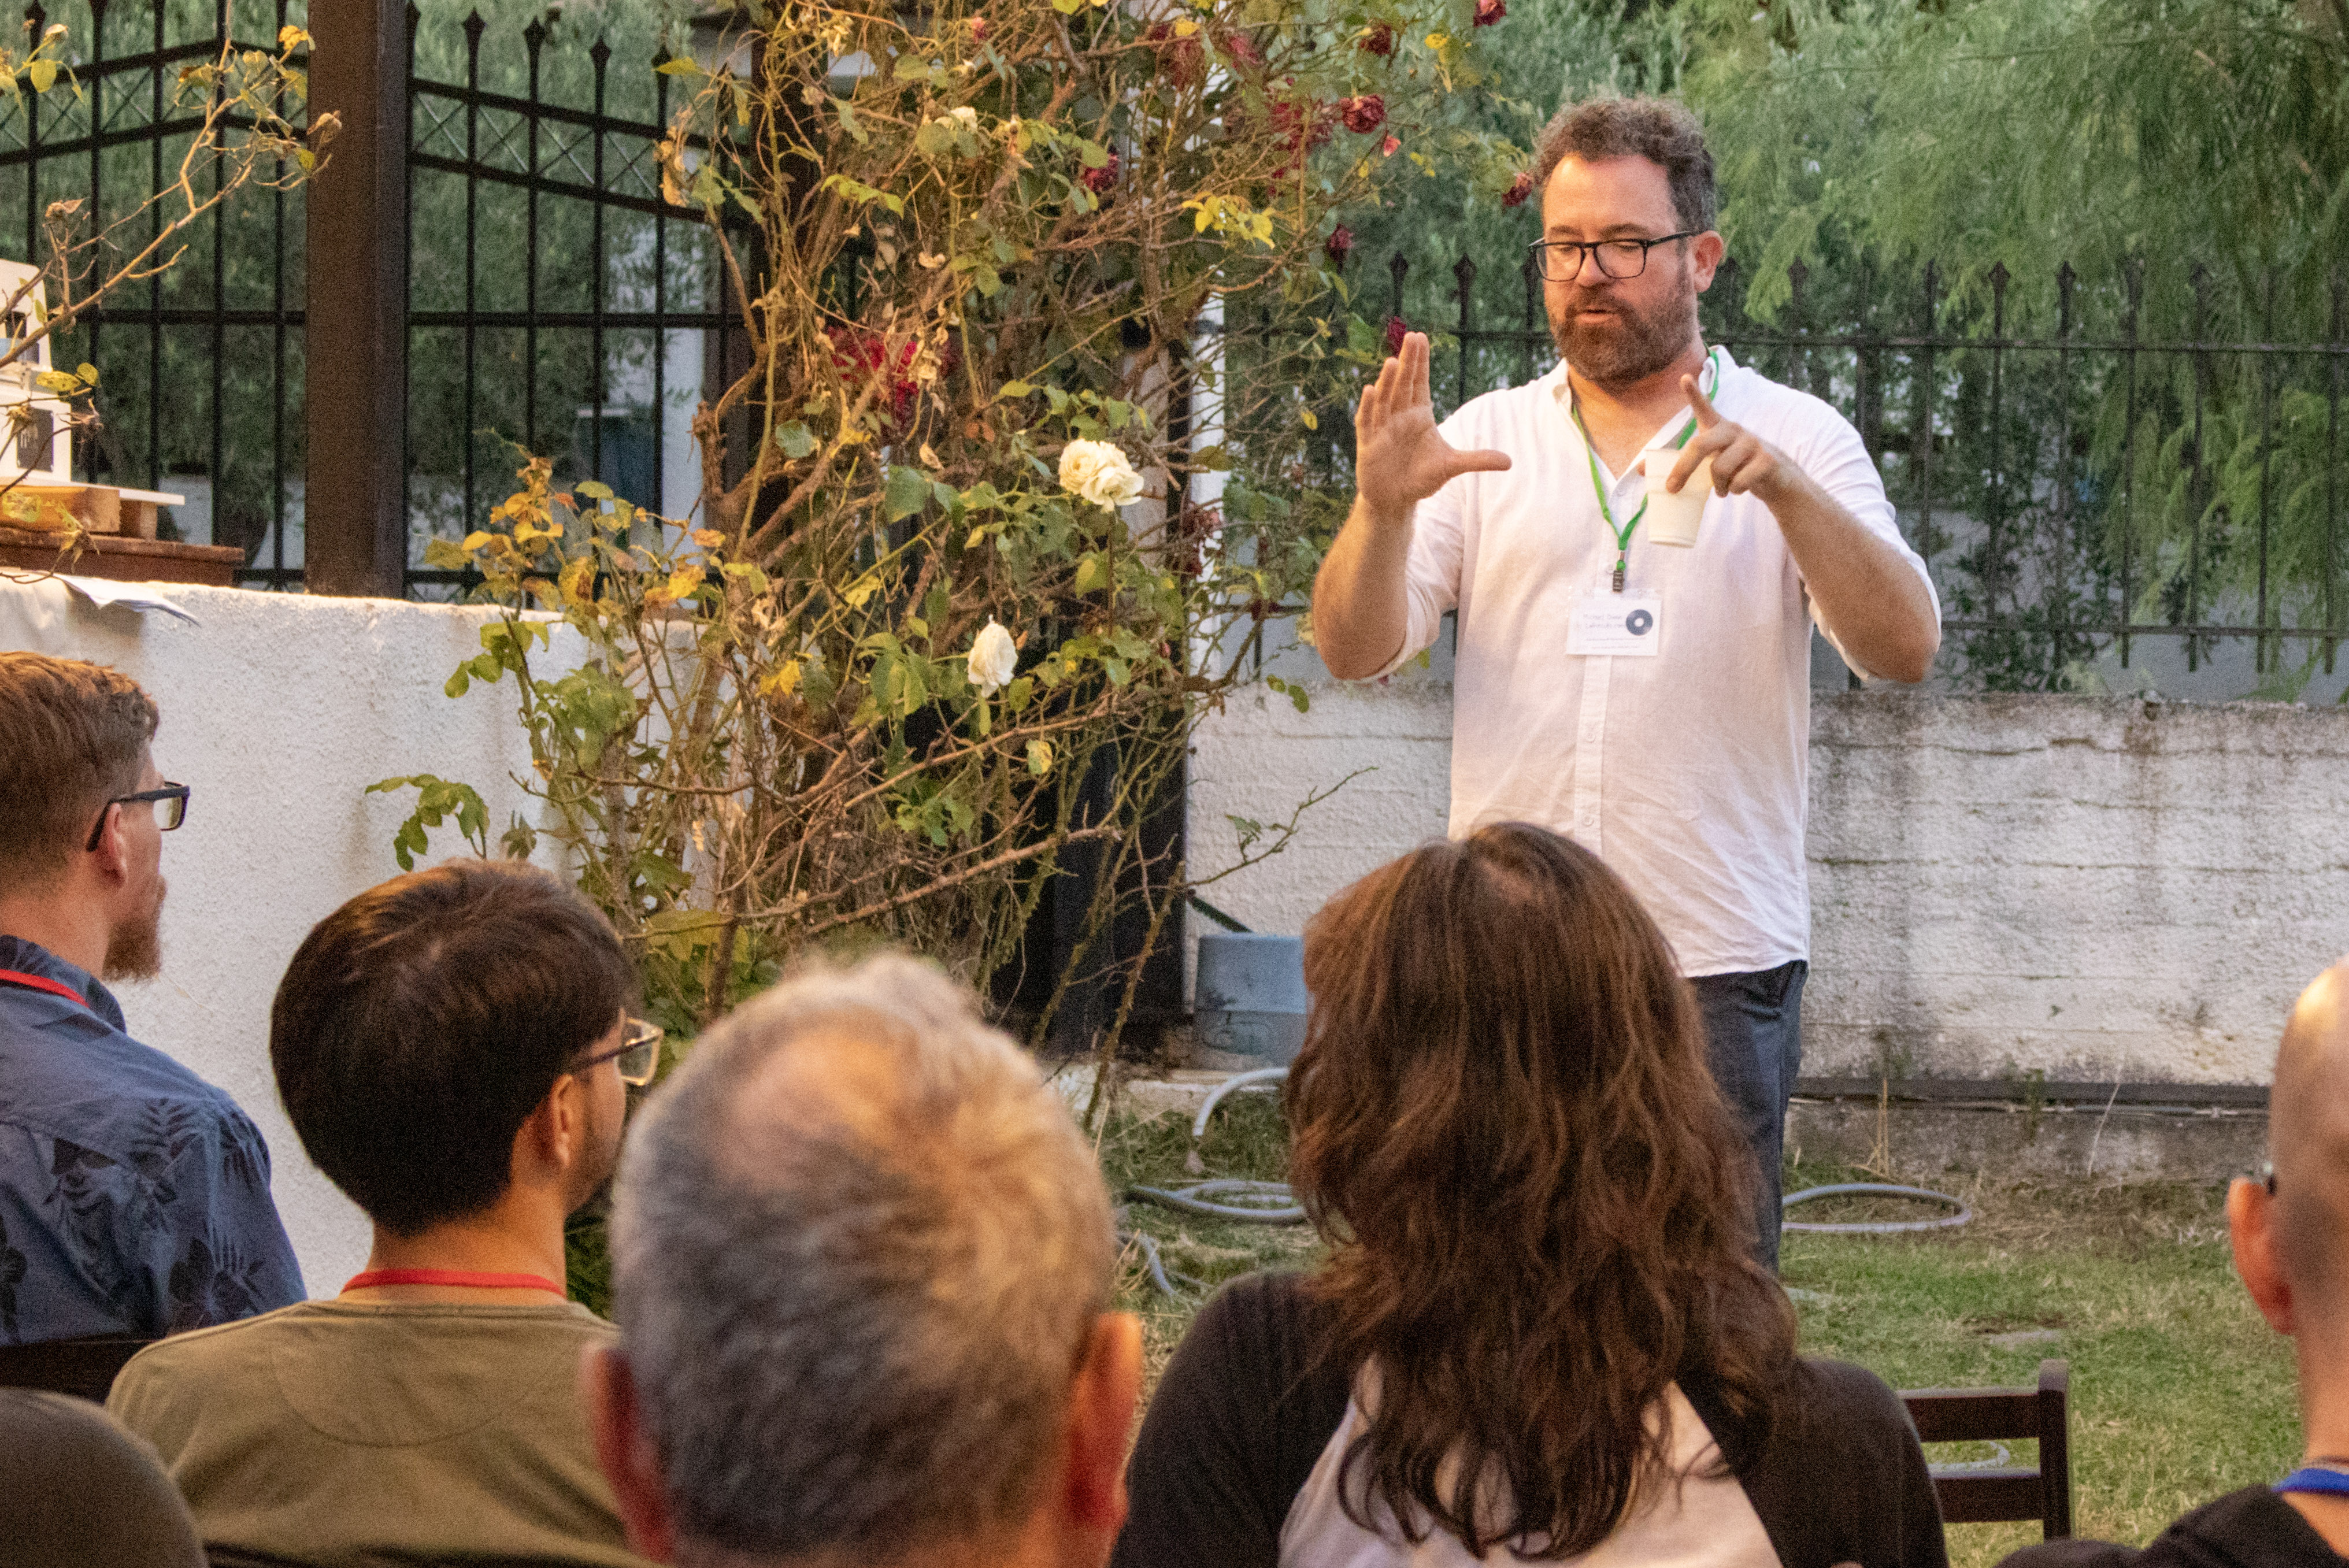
left=107, top=1299, right=650, bottom=1568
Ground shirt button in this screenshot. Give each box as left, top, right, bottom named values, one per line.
left=1579, top=810, right=1598, bottom=828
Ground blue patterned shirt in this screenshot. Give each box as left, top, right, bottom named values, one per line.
left=0, top=935, right=304, bottom=1344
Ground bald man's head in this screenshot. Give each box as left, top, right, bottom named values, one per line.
left=2268, top=962, right=2349, bottom=1307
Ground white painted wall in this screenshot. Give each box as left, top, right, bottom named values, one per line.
left=1189, top=676, right=2349, bottom=1086
left=0, top=579, right=560, bottom=1294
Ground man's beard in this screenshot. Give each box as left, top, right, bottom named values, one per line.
left=102, top=875, right=165, bottom=982
left=1548, top=268, right=1700, bottom=389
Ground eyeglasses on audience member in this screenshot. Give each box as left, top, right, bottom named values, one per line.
left=84, top=783, right=191, bottom=852
left=574, top=1016, right=663, bottom=1087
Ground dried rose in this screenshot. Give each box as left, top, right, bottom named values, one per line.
left=1502, top=170, right=1535, bottom=207
left=1381, top=132, right=1400, bottom=157
left=1325, top=224, right=1355, bottom=265
left=1081, top=150, right=1120, bottom=194
left=1384, top=316, right=1410, bottom=357
left=1338, top=95, right=1386, bottom=134
left=1359, top=21, right=1395, bottom=55
left=1474, top=0, right=1506, bottom=24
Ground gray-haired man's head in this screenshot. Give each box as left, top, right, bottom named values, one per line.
left=583, top=952, right=1140, bottom=1568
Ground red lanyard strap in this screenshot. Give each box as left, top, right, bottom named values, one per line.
left=0, top=968, right=89, bottom=1009
left=343, top=1267, right=566, bottom=1296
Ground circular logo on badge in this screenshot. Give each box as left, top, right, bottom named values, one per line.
left=1624, top=609, right=1654, bottom=636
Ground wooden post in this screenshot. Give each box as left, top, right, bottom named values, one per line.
left=303, top=0, right=409, bottom=596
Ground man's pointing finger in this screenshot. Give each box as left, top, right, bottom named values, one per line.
left=1683, top=373, right=1722, bottom=428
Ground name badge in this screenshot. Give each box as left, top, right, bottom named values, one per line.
left=1566, top=593, right=1662, bottom=657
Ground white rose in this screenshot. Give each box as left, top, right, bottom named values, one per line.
left=968, top=618, right=1017, bottom=695
left=946, top=105, right=979, bottom=131
left=1058, top=439, right=1144, bottom=510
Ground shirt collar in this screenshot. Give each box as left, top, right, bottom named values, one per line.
left=1546, top=346, right=1740, bottom=480
left=1544, top=344, right=1740, bottom=410
left=0, top=934, right=125, bottom=1029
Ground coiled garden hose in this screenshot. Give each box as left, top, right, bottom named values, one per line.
left=1780, top=1183, right=1973, bottom=1234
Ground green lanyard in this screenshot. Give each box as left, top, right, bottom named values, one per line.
left=1570, top=347, right=1721, bottom=592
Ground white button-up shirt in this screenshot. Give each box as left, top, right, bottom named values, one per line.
left=1380, top=350, right=1936, bottom=976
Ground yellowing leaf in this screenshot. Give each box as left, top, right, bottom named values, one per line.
left=27, top=59, right=56, bottom=93
left=762, top=659, right=802, bottom=697
left=691, top=528, right=725, bottom=548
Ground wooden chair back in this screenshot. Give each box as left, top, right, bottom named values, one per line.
left=1901, top=1359, right=2072, bottom=1538
left=0, top=1335, right=154, bottom=1404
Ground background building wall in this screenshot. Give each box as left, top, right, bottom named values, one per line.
left=1190, top=675, right=2349, bottom=1085
left=0, top=579, right=558, bottom=1295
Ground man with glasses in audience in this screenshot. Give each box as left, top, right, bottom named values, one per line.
left=0, top=651, right=301, bottom=1343
left=1311, top=97, right=1943, bottom=1268
left=109, top=859, right=661, bottom=1568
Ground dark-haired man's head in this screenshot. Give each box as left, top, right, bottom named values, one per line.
left=272, top=860, right=636, bottom=1243
left=0, top=653, right=170, bottom=983
left=1531, top=96, right=1722, bottom=388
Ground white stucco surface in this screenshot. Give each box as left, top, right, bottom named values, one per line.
left=1, top=577, right=559, bottom=1294
left=1189, top=678, right=2349, bottom=1085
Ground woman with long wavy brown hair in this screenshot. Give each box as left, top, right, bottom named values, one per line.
left=1113, top=825, right=1945, bottom=1568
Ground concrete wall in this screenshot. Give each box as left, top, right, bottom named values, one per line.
left=0, top=578, right=557, bottom=1294
left=1189, top=677, right=2349, bottom=1086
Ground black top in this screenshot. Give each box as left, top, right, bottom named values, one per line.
left=0, top=1387, right=206, bottom=1568
left=1113, top=1270, right=1950, bottom=1568
left=2000, top=1487, right=2348, bottom=1568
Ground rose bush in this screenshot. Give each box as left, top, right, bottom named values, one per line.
left=385, top=0, right=1505, bottom=1043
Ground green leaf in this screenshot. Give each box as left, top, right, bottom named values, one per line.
left=444, top=666, right=471, bottom=698
left=73, top=361, right=95, bottom=385
left=576, top=479, right=613, bottom=501
left=998, top=380, right=1033, bottom=398
left=773, top=421, right=816, bottom=458
left=884, top=464, right=932, bottom=522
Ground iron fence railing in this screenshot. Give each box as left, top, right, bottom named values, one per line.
left=0, top=0, right=308, bottom=585
left=402, top=3, right=749, bottom=597
left=1229, top=249, right=2349, bottom=693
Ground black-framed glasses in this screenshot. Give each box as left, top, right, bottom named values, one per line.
left=575, top=1016, right=664, bottom=1087
left=1529, top=230, right=1702, bottom=282
left=84, top=782, right=190, bottom=853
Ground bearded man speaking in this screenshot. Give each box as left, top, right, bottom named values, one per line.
left=1312, top=97, right=1940, bottom=1270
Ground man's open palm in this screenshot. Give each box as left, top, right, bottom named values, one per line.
left=1354, top=331, right=1511, bottom=519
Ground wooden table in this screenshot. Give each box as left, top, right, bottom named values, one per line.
left=0, top=527, right=244, bottom=587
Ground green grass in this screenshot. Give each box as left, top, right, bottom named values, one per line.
left=1104, top=1104, right=2302, bottom=1568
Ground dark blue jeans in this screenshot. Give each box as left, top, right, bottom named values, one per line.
left=1689, top=959, right=1807, bottom=1273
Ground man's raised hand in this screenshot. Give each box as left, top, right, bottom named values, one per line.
left=1353, top=331, right=1510, bottom=524
left=1666, top=372, right=1794, bottom=503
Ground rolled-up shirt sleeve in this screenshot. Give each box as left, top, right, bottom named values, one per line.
left=1795, top=411, right=1940, bottom=680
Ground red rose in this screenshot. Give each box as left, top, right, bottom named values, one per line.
left=1359, top=21, right=1395, bottom=56
left=1384, top=316, right=1410, bottom=356
left=828, top=329, right=921, bottom=425
left=970, top=16, right=989, bottom=42
left=1474, top=0, right=1506, bottom=24
left=1502, top=170, right=1535, bottom=207
left=1268, top=89, right=1334, bottom=167
left=1325, top=224, right=1355, bottom=265
left=1217, top=27, right=1262, bottom=66
left=1146, top=21, right=1206, bottom=87
left=1080, top=150, right=1120, bottom=194
left=1339, top=95, right=1386, bottom=134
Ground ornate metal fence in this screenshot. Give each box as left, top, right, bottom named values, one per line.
left=1269, top=249, right=2349, bottom=696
